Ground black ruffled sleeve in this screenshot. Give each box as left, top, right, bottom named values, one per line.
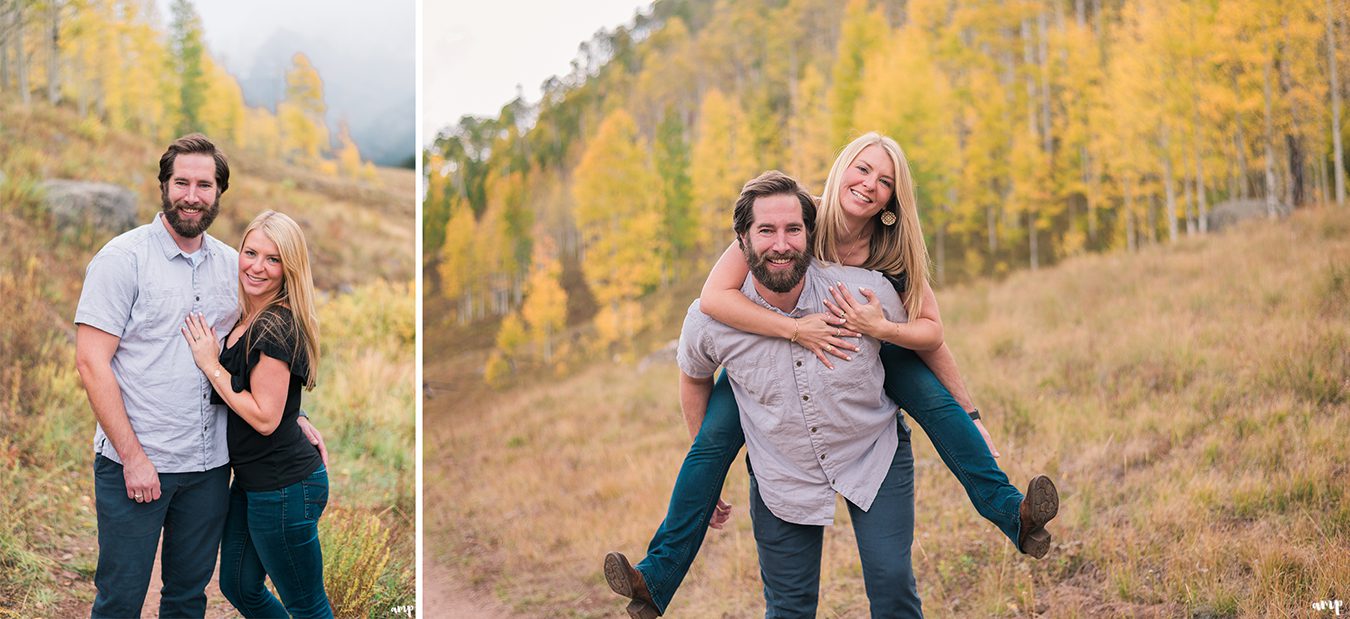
left=229, top=308, right=310, bottom=393
left=883, top=271, right=909, bottom=297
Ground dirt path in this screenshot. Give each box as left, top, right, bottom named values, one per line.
left=422, top=558, right=513, bottom=618
left=139, top=540, right=234, bottom=618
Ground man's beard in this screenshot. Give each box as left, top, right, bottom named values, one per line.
left=160, top=189, right=220, bottom=238
left=744, top=243, right=809, bottom=294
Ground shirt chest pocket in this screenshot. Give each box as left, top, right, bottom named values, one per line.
left=132, top=285, right=194, bottom=340
left=133, top=283, right=237, bottom=341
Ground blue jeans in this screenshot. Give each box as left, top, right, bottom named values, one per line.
left=750, top=435, right=922, bottom=619
left=635, top=347, right=1022, bottom=613
left=91, top=456, right=230, bottom=619
left=219, top=467, right=333, bottom=619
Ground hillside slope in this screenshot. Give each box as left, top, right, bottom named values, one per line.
left=425, top=205, right=1350, bottom=618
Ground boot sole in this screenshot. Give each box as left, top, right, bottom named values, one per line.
left=627, top=599, right=661, bottom=619
left=1021, top=475, right=1059, bottom=559
left=604, top=551, right=635, bottom=599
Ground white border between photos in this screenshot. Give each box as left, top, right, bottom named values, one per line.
left=414, top=0, right=425, bottom=611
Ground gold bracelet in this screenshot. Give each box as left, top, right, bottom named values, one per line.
left=789, top=318, right=800, bottom=343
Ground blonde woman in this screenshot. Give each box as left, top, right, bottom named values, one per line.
left=183, top=210, right=331, bottom=618
left=606, top=133, right=1058, bottom=618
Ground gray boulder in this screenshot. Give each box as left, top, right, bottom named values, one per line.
left=38, top=180, right=139, bottom=234
left=1204, top=198, right=1291, bottom=232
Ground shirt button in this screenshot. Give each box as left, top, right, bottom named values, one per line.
left=196, top=295, right=200, bottom=301
left=819, top=453, right=826, bottom=461
left=810, top=427, right=817, bottom=433
left=795, top=361, right=802, bottom=367
left=802, top=395, right=809, bottom=401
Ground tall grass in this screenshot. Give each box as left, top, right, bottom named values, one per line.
left=426, top=205, right=1350, bottom=617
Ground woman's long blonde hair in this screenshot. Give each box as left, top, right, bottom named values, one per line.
left=813, top=132, right=930, bottom=320
left=238, top=210, right=320, bottom=390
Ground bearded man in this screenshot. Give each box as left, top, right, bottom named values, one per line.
left=673, top=170, right=922, bottom=616
left=74, top=134, right=327, bottom=618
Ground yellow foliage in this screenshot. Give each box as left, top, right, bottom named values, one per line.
left=571, top=109, right=669, bottom=347
left=689, top=90, right=758, bottom=255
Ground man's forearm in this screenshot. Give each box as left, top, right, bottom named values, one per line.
left=916, top=343, right=975, bottom=412
left=679, top=372, right=715, bottom=442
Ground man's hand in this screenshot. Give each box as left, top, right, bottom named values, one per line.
left=123, top=454, right=161, bottom=503
left=709, top=498, right=733, bottom=530
left=297, top=416, right=330, bottom=467
left=973, top=419, right=1001, bottom=458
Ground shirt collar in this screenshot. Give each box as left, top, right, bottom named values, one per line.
left=151, top=212, right=215, bottom=263
left=739, top=257, right=818, bottom=317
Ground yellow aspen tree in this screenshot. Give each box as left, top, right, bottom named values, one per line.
left=689, top=89, right=757, bottom=256
left=788, top=63, right=835, bottom=189
left=439, top=204, right=479, bottom=322
left=336, top=121, right=370, bottom=179
left=571, top=109, right=667, bottom=348
left=519, top=237, right=568, bottom=364
left=200, top=58, right=246, bottom=146
left=827, top=0, right=889, bottom=147
left=279, top=52, right=329, bottom=162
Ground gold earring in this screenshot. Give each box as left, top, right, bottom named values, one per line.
left=880, top=210, right=897, bottom=226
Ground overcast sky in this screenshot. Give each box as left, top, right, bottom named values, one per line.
left=423, top=0, right=652, bottom=142
left=158, top=0, right=413, bottom=74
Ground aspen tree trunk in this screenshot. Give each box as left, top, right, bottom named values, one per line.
left=1162, top=125, right=1178, bottom=242
left=1196, top=144, right=1209, bottom=233
left=1278, top=52, right=1306, bottom=207
left=1125, top=178, right=1137, bottom=252
left=1023, top=17, right=1039, bottom=271
left=1233, top=74, right=1250, bottom=199
left=1328, top=0, right=1346, bottom=206
left=1263, top=57, right=1279, bottom=217
left=1183, top=146, right=1196, bottom=236
left=45, top=0, right=56, bottom=105
left=1, top=0, right=9, bottom=91
left=16, top=0, right=28, bottom=105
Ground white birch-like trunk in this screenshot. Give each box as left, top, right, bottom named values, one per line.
left=1329, top=0, right=1346, bottom=206
left=1263, top=57, right=1279, bottom=217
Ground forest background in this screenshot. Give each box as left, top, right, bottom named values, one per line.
left=0, top=1, right=415, bottom=616
left=423, top=0, right=1350, bottom=616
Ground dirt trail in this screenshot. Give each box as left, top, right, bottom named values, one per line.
left=422, top=558, right=513, bottom=618
left=139, top=540, right=234, bottom=617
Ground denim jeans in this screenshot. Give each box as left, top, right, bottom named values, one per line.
left=878, top=344, right=1023, bottom=544
left=635, top=347, right=1022, bottom=613
left=219, top=466, right=333, bottom=619
left=91, top=456, right=230, bottom=619
left=749, top=434, right=922, bottom=619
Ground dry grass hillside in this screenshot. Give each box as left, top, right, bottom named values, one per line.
left=0, top=100, right=416, bottom=617
left=425, top=204, right=1350, bottom=618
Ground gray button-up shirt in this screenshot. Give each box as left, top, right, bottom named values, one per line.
left=74, top=214, right=239, bottom=472
left=678, top=259, right=909, bottom=526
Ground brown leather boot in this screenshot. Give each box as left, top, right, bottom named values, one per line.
left=1017, top=475, right=1059, bottom=559
left=604, top=551, right=661, bottom=618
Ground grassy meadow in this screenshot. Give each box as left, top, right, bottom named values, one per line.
left=425, top=204, right=1350, bottom=617
left=0, top=100, right=415, bottom=617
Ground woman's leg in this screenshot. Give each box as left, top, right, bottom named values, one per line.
left=219, top=481, right=290, bottom=618
left=880, top=344, right=1023, bottom=545
left=245, top=467, right=333, bottom=619
left=634, top=371, right=745, bottom=613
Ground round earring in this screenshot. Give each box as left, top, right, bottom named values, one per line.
left=879, top=210, right=897, bottom=226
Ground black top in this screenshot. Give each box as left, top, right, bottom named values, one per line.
left=211, top=306, right=322, bottom=491
left=883, top=271, right=909, bottom=297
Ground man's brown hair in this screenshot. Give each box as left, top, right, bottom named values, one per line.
left=158, top=133, right=230, bottom=193
left=732, top=170, right=817, bottom=247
